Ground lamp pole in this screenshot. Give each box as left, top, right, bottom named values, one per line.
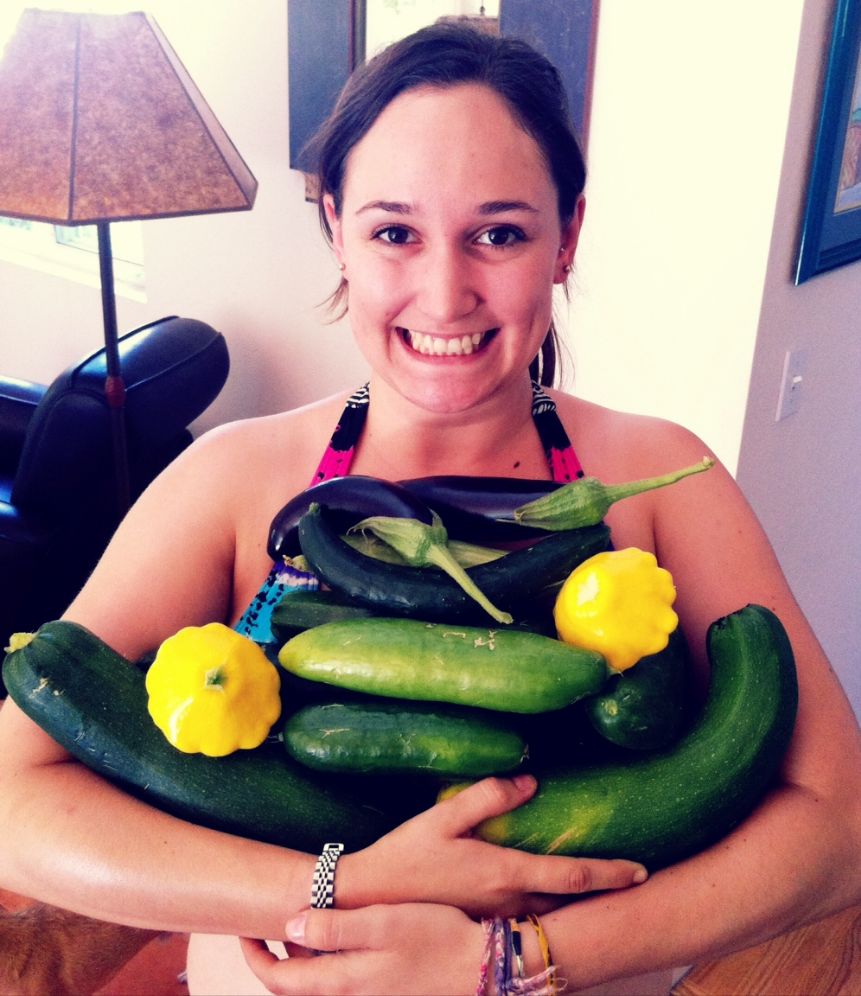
left=96, top=221, right=131, bottom=518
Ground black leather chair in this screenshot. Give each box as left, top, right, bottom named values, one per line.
left=0, top=316, right=229, bottom=663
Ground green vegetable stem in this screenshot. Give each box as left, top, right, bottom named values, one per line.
left=350, top=512, right=514, bottom=624
left=513, top=457, right=714, bottom=531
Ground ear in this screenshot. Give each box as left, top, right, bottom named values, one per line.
left=554, top=194, right=586, bottom=284
left=323, top=194, right=345, bottom=263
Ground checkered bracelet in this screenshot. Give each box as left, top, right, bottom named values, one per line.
left=310, top=842, right=344, bottom=909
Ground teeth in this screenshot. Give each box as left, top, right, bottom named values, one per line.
left=405, top=329, right=488, bottom=356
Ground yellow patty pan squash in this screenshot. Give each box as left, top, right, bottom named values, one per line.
left=554, top=547, right=678, bottom=672
left=146, top=622, right=281, bottom=757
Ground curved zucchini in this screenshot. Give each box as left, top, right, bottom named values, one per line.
left=298, top=503, right=611, bottom=624
left=284, top=700, right=528, bottom=777
left=467, top=604, right=798, bottom=866
left=584, top=627, right=693, bottom=750
left=2, top=621, right=392, bottom=851
left=278, top=617, right=608, bottom=714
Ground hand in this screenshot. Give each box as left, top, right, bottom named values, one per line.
left=241, top=903, right=482, bottom=996
left=342, top=774, right=647, bottom=917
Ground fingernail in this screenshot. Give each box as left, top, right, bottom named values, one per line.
left=285, top=911, right=307, bottom=942
left=632, top=866, right=648, bottom=883
left=512, top=773, right=536, bottom=792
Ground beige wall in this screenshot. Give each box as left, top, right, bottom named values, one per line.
left=0, top=0, right=856, bottom=714
left=736, top=0, right=861, bottom=717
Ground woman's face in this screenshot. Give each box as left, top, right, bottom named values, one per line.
left=325, top=83, right=583, bottom=415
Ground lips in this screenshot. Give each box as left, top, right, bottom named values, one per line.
left=399, top=327, right=497, bottom=356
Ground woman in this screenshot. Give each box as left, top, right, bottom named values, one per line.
left=1, top=24, right=860, bottom=996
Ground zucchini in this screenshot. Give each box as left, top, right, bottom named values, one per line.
left=284, top=700, right=528, bottom=777
left=465, top=604, right=798, bottom=866
left=584, top=627, right=693, bottom=750
left=298, top=503, right=611, bottom=624
left=278, top=617, right=608, bottom=713
left=1, top=621, right=393, bottom=851
left=271, top=589, right=374, bottom=642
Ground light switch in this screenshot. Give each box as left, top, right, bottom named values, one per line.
left=775, top=349, right=807, bottom=421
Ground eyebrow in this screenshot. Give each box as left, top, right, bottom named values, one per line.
left=354, top=199, right=539, bottom=216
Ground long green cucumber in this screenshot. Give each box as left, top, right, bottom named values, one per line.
left=278, top=617, right=609, bottom=713
left=297, top=503, right=611, bottom=624
left=2, top=621, right=393, bottom=851
left=464, top=605, right=798, bottom=866
left=284, top=700, right=528, bottom=777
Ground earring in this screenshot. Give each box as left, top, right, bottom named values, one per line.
left=338, top=262, right=345, bottom=272
left=562, top=263, right=571, bottom=274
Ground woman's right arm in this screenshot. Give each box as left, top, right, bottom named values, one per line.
left=0, top=425, right=320, bottom=939
left=0, top=424, right=645, bottom=939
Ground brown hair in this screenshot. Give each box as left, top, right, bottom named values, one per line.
left=307, top=22, right=586, bottom=386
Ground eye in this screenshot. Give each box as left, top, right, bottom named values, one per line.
left=475, top=225, right=526, bottom=248
left=372, top=225, right=416, bottom=245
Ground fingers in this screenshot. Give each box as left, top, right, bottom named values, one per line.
left=431, top=775, right=538, bottom=836
left=285, top=907, right=376, bottom=954
left=513, top=854, right=648, bottom=896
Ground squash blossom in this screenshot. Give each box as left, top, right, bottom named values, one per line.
left=554, top=548, right=678, bottom=672
left=146, top=622, right=281, bottom=757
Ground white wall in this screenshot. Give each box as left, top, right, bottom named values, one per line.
left=736, top=0, right=861, bottom=717
left=565, top=0, right=805, bottom=473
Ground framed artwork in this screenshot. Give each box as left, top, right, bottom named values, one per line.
left=796, top=0, right=861, bottom=283
left=287, top=1, right=598, bottom=184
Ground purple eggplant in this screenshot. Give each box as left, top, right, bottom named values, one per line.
left=399, top=476, right=561, bottom=543
left=268, top=475, right=435, bottom=560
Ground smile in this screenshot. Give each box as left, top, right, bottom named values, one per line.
left=399, top=328, right=496, bottom=356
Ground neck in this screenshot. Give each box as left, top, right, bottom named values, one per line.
left=352, top=375, right=551, bottom=481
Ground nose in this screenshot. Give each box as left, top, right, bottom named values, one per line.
left=414, top=244, right=479, bottom=326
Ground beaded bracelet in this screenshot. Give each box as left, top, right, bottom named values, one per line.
left=476, top=916, right=562, bottom=995
left=310, top=842, right=344, bottom=909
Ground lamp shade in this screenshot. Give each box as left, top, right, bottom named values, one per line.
left=0, top=8, right=257, bottom=225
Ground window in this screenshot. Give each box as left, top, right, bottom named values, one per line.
left=0, top=217, right=146, bottom=301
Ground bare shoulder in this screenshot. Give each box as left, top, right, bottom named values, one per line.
left=63, top=391, right=352, bottom=657
left=547, top=391, right=709, bottom=480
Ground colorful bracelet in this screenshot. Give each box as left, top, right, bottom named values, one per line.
left=310, top=842, right=344, bottom=909
left=526, top=914, right=559, bottom=995
left=476, top=916, right=562, bottom=995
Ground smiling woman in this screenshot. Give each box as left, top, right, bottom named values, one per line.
left=0, top=17, right=860, bottom=996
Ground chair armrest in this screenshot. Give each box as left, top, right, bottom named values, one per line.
left=0, top=376, right=46, bottom=475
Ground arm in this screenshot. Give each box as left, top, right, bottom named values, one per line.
left=509, top=423, right=861, bottom=987
left=0, top=424, right=644, bottom=941
left=535, top=423, right=861, bottom=987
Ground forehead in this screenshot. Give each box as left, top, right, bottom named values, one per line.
left=340, top=83, right=556, bottom=210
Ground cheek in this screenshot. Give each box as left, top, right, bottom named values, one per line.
left=491, top=260, right=556, bottom=329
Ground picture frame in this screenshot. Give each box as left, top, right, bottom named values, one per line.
left=287, top=0, right=598, bottom=192
left=796, top=0, right=861, bottom=284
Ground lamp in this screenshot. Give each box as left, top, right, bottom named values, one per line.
left=0, top=9, right=257, bottom=515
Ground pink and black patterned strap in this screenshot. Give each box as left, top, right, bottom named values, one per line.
left=310, top=381, right=582, bottom=486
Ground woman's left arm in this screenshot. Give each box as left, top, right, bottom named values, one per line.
left=536, top=422, right=861, bottom=988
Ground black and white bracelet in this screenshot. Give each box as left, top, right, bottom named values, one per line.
left=310, top=842, right=345, bottom=909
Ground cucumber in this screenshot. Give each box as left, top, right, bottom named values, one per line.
left=467, top=604, right=798, bottom=866
left=1, top=621, right=393, bottom=851
left=278, top=617, right=609, bottom=713
left=584, top=627, right=694, bottom=750
left=297, top=503, right=611, bottom=624
left=284, top=700, right=528, bottom=777
left=270, top=589, right=374, bottom=642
